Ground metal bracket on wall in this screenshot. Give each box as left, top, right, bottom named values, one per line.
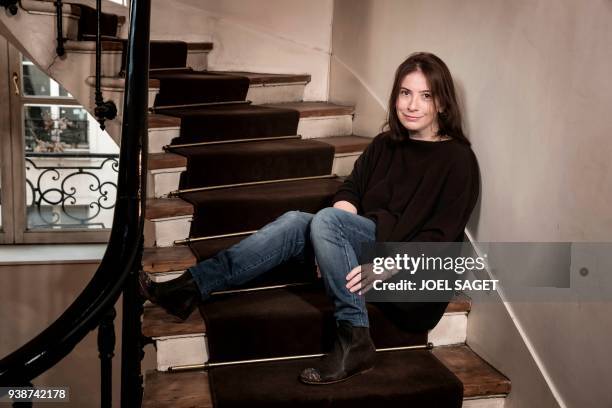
left=1, top=0, right=19, bottom=15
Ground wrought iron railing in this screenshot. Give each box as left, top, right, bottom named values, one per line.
left=25, top=152, right=119, bottom=229
left=0, top=1, right=151, bottom=408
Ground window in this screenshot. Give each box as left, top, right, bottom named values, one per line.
left=0, top=37, right=119, bottom=243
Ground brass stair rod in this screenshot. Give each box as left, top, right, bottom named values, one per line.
left=210, top=282, right=311, bottom=296
left=164, top=135, right=302, bottom=150
left=174, top=230, right=258, bottom=245
left=169, top=343, right=434, bottom=372
left=169, top=174, right=337, bottom=197
left=150, top=100, right=251, bottom=112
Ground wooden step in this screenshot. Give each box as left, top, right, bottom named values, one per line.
left=141, top=344, right=509, bottom=408
left=143, top=292, right=471, bottom=370
left=146, top=198, right=193, bottom=220
left=147, top=135, right=371, bottom=172
left=147, top=136, right=371, bottom=198
left=147, top=102, right=355, bottom=152
left=143, top=246, right=197, bottom=274
left=209, top=71, right=311, bottom=86
left=142, top=293, right=471, bottom=339
left=265, top=101, right=354, bottom=118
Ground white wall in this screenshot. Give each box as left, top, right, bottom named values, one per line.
left=150, top=0, right=334, bottom=101
left=330, top=1, right=612, bottom=407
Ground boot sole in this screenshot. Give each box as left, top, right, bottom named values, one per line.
left=299, top=366, right=374, bottom=385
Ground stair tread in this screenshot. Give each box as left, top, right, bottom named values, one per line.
left=149, top=114, right=181, bottom=129
left=149, top=152, right=187, bottom=170
left=208, top=71, right=311, bottom=85
left=143, top=246, right=197, bottom=273
left=142, top=291, right=470, bottom=338
left=318, top=135, right=372, bottom=154
left=143, top=304, right=205, bottom=338
left=66, top=39, right=213, bottom=52
left=146, top=177, right=341, bottom=220
left=142, top=344, right=508, bottom=408
left=264, top=101, right=355, bottom=118
left=148, top=135, right=371, bottom=171
left=432, top=345, right=512, bottom=397
left=147, top=102, right=354, bottom=130
left=146, top=198, right=193, bottom=219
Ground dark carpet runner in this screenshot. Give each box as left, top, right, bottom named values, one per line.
left=201, top=283, right=426, bottom=362
left=208, top=350, right=463, bottom=408
left=163, top=104, right=301, bottom=145
left=173, top=139, right=334, bottom=189
left=180, top=178, right=341, bottom=237
left=146, top=45, right=463, bottom=404
left=120, top=40, right=188, bottom=73
left=75, top=5, right=118, bottom=40
left=151, top=70, right=250, bottom=106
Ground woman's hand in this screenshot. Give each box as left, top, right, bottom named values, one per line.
left=346, top=265, right=363, bottom=294
left=333, top=200, right=357, bottom=214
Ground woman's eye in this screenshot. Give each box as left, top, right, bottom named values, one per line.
left=400, top=90, right=409, bottom=96
left=422, top=93, right=432, bottom=99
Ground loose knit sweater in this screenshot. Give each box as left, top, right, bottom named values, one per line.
left=332, top=132, right=479, bottom=242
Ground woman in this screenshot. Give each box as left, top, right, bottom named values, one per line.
left=141, top=52, right=479, bottom=385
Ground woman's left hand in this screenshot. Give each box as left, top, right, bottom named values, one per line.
left=346, top=265, right=363, bottom=294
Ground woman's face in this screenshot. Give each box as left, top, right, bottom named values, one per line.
left=395, top=70, right=439, bottom=139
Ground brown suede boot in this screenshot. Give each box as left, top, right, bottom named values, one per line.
left=139, top=270, right=200, bottom=320
left=299, top=320, right=376, bottom=385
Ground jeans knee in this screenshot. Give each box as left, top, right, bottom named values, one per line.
left=275, top=210, right=311, bottom=235
left=310, top=207, right=343, bottom=241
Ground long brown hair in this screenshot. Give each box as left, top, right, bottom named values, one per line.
left=385, top=52, right=469, bottom=145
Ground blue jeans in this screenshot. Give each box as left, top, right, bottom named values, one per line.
left=187, top=208, right=376, bottom=327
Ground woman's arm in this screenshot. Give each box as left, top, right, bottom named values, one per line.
left=333, top=200, right=358, bottom=214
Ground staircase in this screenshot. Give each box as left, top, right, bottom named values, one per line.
left=1, top=2, right=511, bottom=406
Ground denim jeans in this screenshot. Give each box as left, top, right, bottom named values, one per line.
left=188, top=207, right=376, bottom=327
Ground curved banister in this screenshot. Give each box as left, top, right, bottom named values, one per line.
left=0, top=0, right=150, bottom=389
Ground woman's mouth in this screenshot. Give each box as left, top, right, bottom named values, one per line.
left=401, top=113, right=422, bottom=121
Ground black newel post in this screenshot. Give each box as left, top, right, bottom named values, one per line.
left=98, top=308, right=117, bottom=408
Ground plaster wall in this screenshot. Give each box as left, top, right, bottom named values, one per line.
left=150, top=0, right=334, bottom=101
left=331, top=1, right=612, bottom=407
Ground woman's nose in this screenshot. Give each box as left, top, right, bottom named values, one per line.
left=407, top=96, right=417, bottom=111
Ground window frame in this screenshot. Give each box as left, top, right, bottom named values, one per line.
left=2, top=40, right=112, bottom=244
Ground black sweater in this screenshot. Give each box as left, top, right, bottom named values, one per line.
left=332, top=132, right=479, bottom=242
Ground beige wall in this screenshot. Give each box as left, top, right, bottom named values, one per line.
left=151, top=0, right=334, bottom=101
left=331, top=1, right=612, bottom=407
left=0, top=262, right=156, bottom=407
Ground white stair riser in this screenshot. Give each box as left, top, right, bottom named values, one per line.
left=153, top=313, right=467, bottom=371
left=186, top=51, right=209, bottom=72
left=66, top=49, right=210, bottom=78
left=154, top=334, right=208, bottom=372
left=148, top=115, right=354, bottom=153
left=148, top=154, right=359, bottom=198
left=332, top=153, right=360, bottom=177
left=64, top=49, right=124, bottom=78
left=463, top=398, right=506, bottom=408
left=147, top=169, right=185, bottom=199
left=144, top=216, right=191, bottom=247
left=428, top=312, right=467, bottom=346
left=149, top=127, right=181, bottom=154
left=246, top=83, right=306, bottom=104
left=298, top=116, right=353, bottom=139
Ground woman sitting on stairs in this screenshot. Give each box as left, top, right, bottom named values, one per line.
left=141, top=52, right=479, bottom=385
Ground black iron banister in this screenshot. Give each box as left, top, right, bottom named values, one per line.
left=1, top=0, right=19, bottom=15
left=55, top=0, right=65, bottom=56
left=94, top=0, right=118, bottom=129
left=0, top=3, right=150, bottom=406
